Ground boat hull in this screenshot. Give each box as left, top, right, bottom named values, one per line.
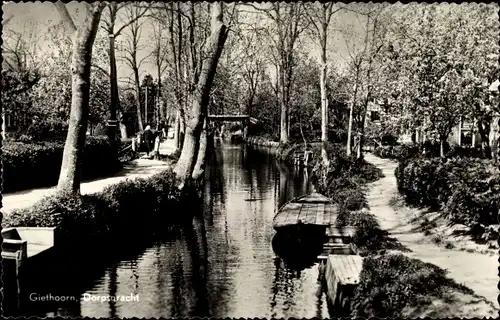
left=272, top=230, right=325, bottom=270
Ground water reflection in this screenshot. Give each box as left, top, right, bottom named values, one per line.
left=12, top=141, right=331, bottom=318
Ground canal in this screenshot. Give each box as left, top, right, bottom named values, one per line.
left=15, top=141, right=332, bottom=318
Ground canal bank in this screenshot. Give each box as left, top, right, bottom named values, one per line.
left=1, top=137, right=203, bottom=316
left=6, top=141, right=333, bottom=318
left=245, top=136, right=499, bottom=318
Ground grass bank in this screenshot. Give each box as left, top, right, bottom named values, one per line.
left=1, top=154, right=202, bottom=255
left=250, top=135, right=498, bottom=318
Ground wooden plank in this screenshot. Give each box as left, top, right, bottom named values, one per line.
left=296, top=192, right=331, bottom=203
left=274, top=203, right=301, bottom=227
left=285, top=203, right=302, bottom=224
left=297, top=203, right=309, bottom=223
left=306, top=204, right=319, bottom=224
left=281, top=203, right=301, bottom=221
left=327, top=255, right=363, bottom=285
left=316, top=203, right=325, bottom=225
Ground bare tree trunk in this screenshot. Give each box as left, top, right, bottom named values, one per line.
left=133, top=68, right=144, bottom=132
left=319, top=36, right=329, bottom=164
left=346, top=101, right=354, bottom=156
left=278, top=64, right=289, bottom=145
left=478, top=118, right=490, bottom=155
left=174, top=2, right=228, bottom=188
left=55, top=3, right=106, bottom=194
left=280, top=96, right=289, bottom=144
left=192, top=118, right=207, bottom=181
left=440, top=135, right=447, bottom=158
left=108, top=34, right=118, bottom=133
left=357, top=100, right=369, bottom=159
left=2, top=113, right=6, bottom=140
left=489, top=114, right=499, bottom=163
left=117, top=110, right=128, bottom=139
left=174, top=110, right=181, bottom=150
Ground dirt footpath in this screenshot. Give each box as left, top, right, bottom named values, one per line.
left=364, top=153, right=499, bottom=311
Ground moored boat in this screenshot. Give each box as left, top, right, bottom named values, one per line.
left=272, top=192, right=337, bottom=234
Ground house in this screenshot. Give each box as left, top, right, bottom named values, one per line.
left=365, top=94, right=496, bottom=148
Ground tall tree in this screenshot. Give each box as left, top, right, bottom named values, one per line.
left=53, top=2, right=107, bottom=194
left=102, top=2, right=150, bottom=140
left=343, top=4, right=387, bottom=158
left=120, top=5, right=151, bottom=133
left=249, top=3, right=307, bottom=144
left=150, top=20, right=170, bottom=128
left=174, top=2, right=229, bottom=186
left=304, top=3, right=342, bottom=164
left=380, top=3, right=499, bottom=158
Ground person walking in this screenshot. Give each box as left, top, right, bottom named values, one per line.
left=143, top=125, right=154, bottom=156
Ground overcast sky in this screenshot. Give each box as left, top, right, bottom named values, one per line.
left=2, top=2, right=364, bottom=84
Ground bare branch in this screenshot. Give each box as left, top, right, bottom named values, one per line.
left=53, top=2, right=77, bottom=35
left=114, top=3, right=152, bottom=37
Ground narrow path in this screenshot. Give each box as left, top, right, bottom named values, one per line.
left=1, top=137, right=176, bottom=215
left=364, top=153, right=499, bottom=308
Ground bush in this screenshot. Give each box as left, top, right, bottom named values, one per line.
left=351, top=254, right=473, bottom=318
left=25, top=120, right=69, bottom=142
left=336, top=209, right=408, bottom=253
left=2, top=136, right=121, bottom=192
left=373, top=144, right=420, bottom=160
left=2, top=168, right=199, bottom=249
left=396, top=157, right=500, bottom=227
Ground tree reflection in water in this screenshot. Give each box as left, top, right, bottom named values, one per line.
left=14, top=141, right=332, bottom=318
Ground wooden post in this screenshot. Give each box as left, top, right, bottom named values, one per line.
left=2, top=112, right=7, bottom=140
left=153, top=135, right=160, bottom=160
left=458, top=117, right=462, bottom=146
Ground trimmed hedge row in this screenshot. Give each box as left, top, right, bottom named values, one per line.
left=396, top=157, right=500, bottom=227
left=2, top=136, right=121, bottom=193
left=2, top=167, right=200, bottom=249
left=351, top=254, right=474, bottom=318
left=374, top=143, right=487, bottom=161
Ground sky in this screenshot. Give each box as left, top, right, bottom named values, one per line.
left=2, top=2, right=365, bottom=85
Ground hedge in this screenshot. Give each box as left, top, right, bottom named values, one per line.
left=2, top=167, right=201, bottom=251
left=351, top=254, right=474, bottom=318
left=396, top=157, right=500, bottom=227
left=374, top=143, right=486, bottom=161
left=2, top=136, right=121, bottom=193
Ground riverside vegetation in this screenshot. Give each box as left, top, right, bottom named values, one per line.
left=2, top=151, right=202, bottom=255
left=246, top=136, right=498, bottom=318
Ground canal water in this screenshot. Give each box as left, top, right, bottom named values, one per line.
left=16, top=141, right=332, bottom=318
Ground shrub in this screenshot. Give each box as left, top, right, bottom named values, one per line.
left=396, top=156, right=500, bottom=227
left=373, top=144, right=420, bottom=161
left=351, top=254, right=473, bottom=318
left=25, top=120, right=69, bottom=142
left=336, top=209, right=407, bottom=253
left=2, top=136, right=121, bottom=192
left=2, top=168, right=199, bottom=249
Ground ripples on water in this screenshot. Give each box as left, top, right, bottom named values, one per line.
left=16, top=141, right=333, bottom=318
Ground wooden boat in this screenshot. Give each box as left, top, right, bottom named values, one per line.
left=324, top=254, right=363, bottom=315
left=272, top=192, right=337, bottom=234
left=2, top=227, right=60, bottom=280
